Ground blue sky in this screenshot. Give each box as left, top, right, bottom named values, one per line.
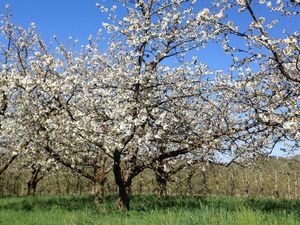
left=1, top=0, right=299, bottom=68
left=0, top=0, right=299, bottom=157
left=0, top=0, right=102, bottom=43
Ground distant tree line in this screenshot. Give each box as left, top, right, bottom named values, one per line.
left=1, top=157, right=300, bottom=200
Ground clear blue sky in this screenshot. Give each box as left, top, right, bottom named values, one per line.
left=0, top=0, right=102, bottom=43
left=0, top=0, right=298, bottom=157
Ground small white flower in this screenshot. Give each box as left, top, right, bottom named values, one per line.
left=30, top=22, right=36, bottom=28
left=215, top=10, right=224, bottom=19
left=35, top=52, right=41, bottom=57
left=198, top=8, right=210, bottom=18
left=283, top=121, right=297, bottom=130
left=11, top=151, right=18, bottom=156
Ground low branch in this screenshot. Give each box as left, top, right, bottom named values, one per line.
left=0, top=153, right=18, bottom=175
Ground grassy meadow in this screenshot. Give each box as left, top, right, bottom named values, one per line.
left=1, top=195, right=300, bottom=225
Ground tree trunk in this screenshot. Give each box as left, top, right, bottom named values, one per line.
left=201, top=170, right=208, bottom=195
left=155, top=173, right=168, bottom=197
left=94, top=181, right=105, bottom=206
left=27, top=168, right=40, bottom=196
left=187, top=170, right=195, bottom=196
left=229, top=169, right=235, bottom=196
left=27, top=180, right=38, bottom=196
left=273, top=171, right=279, bottom=198
left=93, top=165, right=107, bottom=207
left=116, top=184, right=130, bottom=210
left=113, top=151, right=130, bottom=210
left=0, top=176, right=3, bottom=195
left=294, top=172, right=298, bottom=199
left=243, top=173, right=250, bottom=197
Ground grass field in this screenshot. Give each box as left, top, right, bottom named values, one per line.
left=0, top=195, right=300, bottom=225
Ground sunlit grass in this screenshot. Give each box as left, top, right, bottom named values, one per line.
left=0, top=195, right=300, bottom=225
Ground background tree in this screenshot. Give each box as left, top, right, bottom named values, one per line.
left=213, top=0, right=299, bottom=152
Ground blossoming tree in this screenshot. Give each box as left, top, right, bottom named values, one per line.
left=0, top=0, right=298, bottom=211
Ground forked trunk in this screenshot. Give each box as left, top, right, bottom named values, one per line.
left=27, top=168, right=40, bottom=196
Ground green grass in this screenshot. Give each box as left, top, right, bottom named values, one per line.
left=1, top=195, right=300, bottom=225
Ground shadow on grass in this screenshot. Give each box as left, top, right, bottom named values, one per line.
left=130, top=195, right=300, bottom=216
left=0, top=196, right=95, bottom=212
left=1, top=195, right=300, bottom=216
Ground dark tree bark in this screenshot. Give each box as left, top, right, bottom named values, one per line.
left=27, top=180, right=38, bottom=196
left=155, top=173, right=168, bottom=197
left=153, top=159, right=186, bottom=197
left=186, top=169, right=195, bottom=196
left=27, top=166, right=44, bottom=196
left=154, top=163, right=168, bottom=197
left=113, top=150, right=130, bottom=210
